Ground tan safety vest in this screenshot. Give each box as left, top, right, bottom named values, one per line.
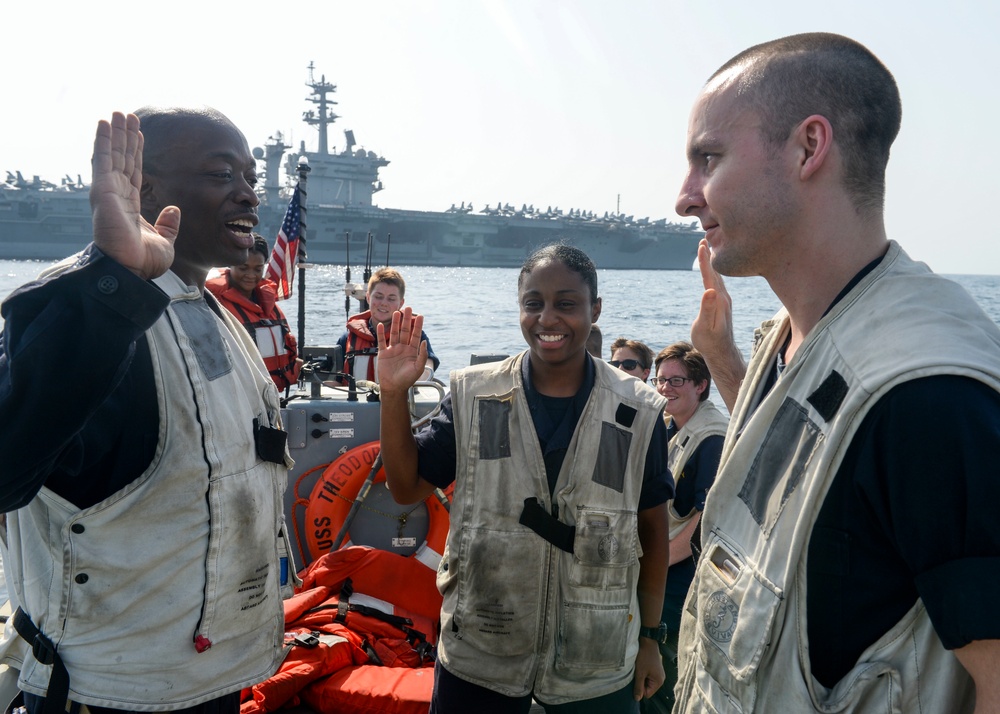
left=675, top=242, right=1000, bottom=713
left=666, top=400, right=728, bottom=539
left=1, top=269, right=294, bottom=710
left=438, top=353, right=665, bottom=703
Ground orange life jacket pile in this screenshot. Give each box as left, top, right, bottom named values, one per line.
left=240, top=546, right=442, bottom=714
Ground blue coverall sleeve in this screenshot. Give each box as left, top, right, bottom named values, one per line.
left=421, top=331, right=441, bottom=371
left=0, top=246, right=169, bottom=512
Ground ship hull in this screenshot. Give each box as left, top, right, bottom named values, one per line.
left=256, top=203, right=701, bottom=270
left=0, top=193, right=701, bottom=270
left=0, top=189, right=94, bottom=260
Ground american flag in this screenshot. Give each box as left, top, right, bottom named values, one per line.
left=265, top=184, right=302, bottom=300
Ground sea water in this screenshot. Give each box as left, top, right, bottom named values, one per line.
left=3, top=259, right=1000, bottom=380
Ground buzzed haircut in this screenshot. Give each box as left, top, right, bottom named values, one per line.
left=519, top=243, right=599, bottom=304
left=132, top=106, right=234, bottom=176
left=712, top=32, right=901, bottom=215
left=609, top=337, right=654, bottom=371
left=368, top=267, right=406, bottom=300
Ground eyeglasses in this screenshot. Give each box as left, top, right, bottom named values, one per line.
left=609, top=359, right=643, bottom=371
left=650, top=376, right=693, bottom=387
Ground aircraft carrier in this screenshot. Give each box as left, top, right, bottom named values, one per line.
left=0, top=66, right=702, bottom=270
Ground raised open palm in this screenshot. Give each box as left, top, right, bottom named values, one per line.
left=376, top=307, right=428, bottom=394
left=690, top=238, right=745, bottom=412
left=90, top=112, right=180, bottom=280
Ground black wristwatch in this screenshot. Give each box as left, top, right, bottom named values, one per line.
left=638, top=622, right=669, bottom=645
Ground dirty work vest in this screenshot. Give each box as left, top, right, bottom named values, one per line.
left=0, top=270, right=293, bottom=711
left=666, top=400, right=728, bottom=540
left=674, top=242, right=1000, bottom=713
left=439, top=353, right=666, bottom=704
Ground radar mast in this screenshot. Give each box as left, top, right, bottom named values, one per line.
left=303, top=61, right=339, bottom=156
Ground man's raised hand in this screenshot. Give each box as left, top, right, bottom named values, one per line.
left=690, top=239, right=745, bottom=412
left=90, top=113, right=179, bottom=280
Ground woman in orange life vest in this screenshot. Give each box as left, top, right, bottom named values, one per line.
left=206, top=234, right=302, bottom=391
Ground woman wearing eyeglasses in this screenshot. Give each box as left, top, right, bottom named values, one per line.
left=609, top=337, right=654, bottom=382
left=643, top=341, right=728, bottom=713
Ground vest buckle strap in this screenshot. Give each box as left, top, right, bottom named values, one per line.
left=519, top=497, right=575, bottom=553
left=253, top=417, right=288, bottom=465
left=31, top=633, right=55, bottom=666
left=335, top=578, right=354, bottom=623
left=12, top=607, right=71, bottom=714
left=13, top=608, right=55, bottom=665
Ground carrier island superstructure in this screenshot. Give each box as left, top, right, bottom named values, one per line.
left=1, top=66, right=702, bottom=269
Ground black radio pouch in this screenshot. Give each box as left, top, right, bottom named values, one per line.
left=253, top=417, right=288, bottom=465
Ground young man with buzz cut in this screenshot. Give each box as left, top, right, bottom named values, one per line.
left=675, top=33, right=1000, bottom=712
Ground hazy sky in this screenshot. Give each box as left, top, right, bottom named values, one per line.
left=3, top=0, right=997, bottom=275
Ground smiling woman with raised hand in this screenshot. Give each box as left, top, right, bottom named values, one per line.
left=377, top=244, right=674, bottom=713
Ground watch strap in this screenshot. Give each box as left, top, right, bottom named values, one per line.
left=638, top=623, right=668, bottom=644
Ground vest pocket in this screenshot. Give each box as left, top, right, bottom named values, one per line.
left=476, top=396, right=512, bottom=460
left=591, top=422, right=632, bottom=492
left=685, top=664, right=747, bottom=713
left=569, top=507, right=637, bottom=590
left=253, top=324, right=284, bottom=359
left=690, top=532, right=782, bottom=689
left=196, top=461, right=283, bottom=646
left=556, top=508, right=637, bottom=674
left=555, top=600, right=630, bottom=671
left=451, top=528, right=542, bottom=657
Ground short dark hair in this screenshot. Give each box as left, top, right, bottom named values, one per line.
left=368, top=267, right=406, bottom=300
left=711, top=32, right=901, bottom=215
left=132, top=106, right=235, bottom=177
left=519, top=243, right=598, bottom=303
left=609, top=337, right=654, bottom=370
left=654, top=341, right=712, bottom=402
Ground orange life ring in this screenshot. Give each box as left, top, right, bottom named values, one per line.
left=304, top=441, right=451, bottom=569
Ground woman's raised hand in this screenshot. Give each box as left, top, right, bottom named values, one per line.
left=376, top=307, right=428, bottom=394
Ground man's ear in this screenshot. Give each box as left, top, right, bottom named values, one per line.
left=140, top=179, right=158, bottom=218
left=795, top=114, right=834, bottom=182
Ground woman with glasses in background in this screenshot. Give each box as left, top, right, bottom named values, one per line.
left=642, top=341, right=728, bottom=714
left=609, top=337, right=654, bottom=382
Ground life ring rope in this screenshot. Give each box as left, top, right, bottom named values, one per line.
left=291, top=461, right=336, bottom=565
left=303, top=441, right=450, bottom=569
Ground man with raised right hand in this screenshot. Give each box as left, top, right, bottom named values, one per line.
left=0, top=109, right=294, bottom=714
left=675, top=33, right=1000, bottom=712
